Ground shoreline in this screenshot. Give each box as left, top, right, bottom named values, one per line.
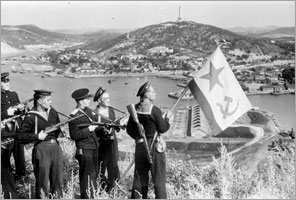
left=14, top=70, right=295, bottom=97
left=63, top=73, right=295, bottom=96
left=63, top=71, right=187, bottom=80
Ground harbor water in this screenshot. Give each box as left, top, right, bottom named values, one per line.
left=9, top=73, right=296, bottom=130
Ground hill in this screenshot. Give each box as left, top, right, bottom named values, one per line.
left=1, top=24, right=123, bottom=50
left=79, top=21, right=289, bottom=58
left=228, top=26, right=295, bottom=38
left=256, top=27, right=295, bottom=38
left=227, top=26, right=279, bottom=36
left=1, top=25, right=74, bottom=49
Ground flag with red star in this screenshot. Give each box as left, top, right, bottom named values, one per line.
left=188, top=46, right=252, bottom=135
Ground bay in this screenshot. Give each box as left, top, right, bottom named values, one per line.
left=10, top=73, right=295, bottom=130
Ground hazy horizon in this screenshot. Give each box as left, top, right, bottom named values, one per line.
left=1, top=1, right=295, bottom=31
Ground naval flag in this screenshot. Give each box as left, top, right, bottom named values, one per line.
left=188, top=46, right=252, bottom=135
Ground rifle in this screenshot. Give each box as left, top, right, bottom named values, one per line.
left=126, top=104, right=153, bottom=164
left=96, top=110, right=126, bottom=130
left=1, top=113, right=26, bottom=128
left=1, top=137, right=15, bottom=149
left=11, top=97, right=34, bottom=111
left=78, top=122, right=126, bottom=130
left=1, top=98, right=34, bottom=131
left=24, top=114, right=84, bottom=150
left=108, top=106, right=128, bottom=123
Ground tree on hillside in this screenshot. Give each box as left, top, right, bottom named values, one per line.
left=282, top=67, right=295, bottom=84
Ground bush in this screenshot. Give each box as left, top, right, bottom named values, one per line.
left=8, top=138, right=295, bottom=199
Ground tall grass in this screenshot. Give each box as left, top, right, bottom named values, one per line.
left=2, top=138, right=294, bottom=199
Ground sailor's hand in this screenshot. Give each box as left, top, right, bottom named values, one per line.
left=1, top=122, right=5, bottom=129
left=7, top=106, right=17, bottom=116
left=163, top=110, right=173, bottom=121
left=115, top=126, right=121, bottom=132
left=88, top=125, right=98, bottom=132
left=103, top=126, right=111, bottom=135
left=38, top=130, right=47, bottom=140
left=16, top=103, right=25, bottom=112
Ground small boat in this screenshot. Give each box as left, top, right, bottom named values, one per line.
left=108, top=80, right=111, bottom=84
left=177, top=83, right=187, bottom=88
left=168, top=90, right=194, bottom=100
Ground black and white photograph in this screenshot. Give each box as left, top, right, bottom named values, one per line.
left=1, top=1, right=295, bottom=199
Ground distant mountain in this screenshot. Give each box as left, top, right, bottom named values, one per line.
left=52, top=28, right=131, bottom=35
left=227, top=26, right=279, bottom=35
left=2, top=23, right=293, bottom=58
left=1, top=24, right=123, bottom=50
left=1, top=24, right=75, bottom=49
left=79, top=21, right=288, bottom=58
left=256, top=27, right=295, bottom=38
left=228, top=26, right=295, bottom=38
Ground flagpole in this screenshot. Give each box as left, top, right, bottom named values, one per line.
left=168, top=86, right=189, bottom=112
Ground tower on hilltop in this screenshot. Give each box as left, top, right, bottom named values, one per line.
left=177, top=6, right=183, bottom=22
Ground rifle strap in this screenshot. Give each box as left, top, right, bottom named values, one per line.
left=35, top=115, right=38, bottom=135
left=13, top=120, right=20, bottom=132
left=28, top=110, right=49, bottom=121
left=56, top=110, right=71, bottom=119
left=78, top=108, right=93, bottom=123
left=149, top=132, right=158, bottom=152
left=24, top=115, right=38, bottom=150
left=25, top=111, right=39, bottom=135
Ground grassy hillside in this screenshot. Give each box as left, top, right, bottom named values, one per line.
left=81, top=21, right=288, bottom=58
left=9, top=138, right=295, bottom=199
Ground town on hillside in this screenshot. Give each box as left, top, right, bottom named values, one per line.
left=2, top=43, right=295, bottom=96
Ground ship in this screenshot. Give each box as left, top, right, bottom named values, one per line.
left=271, top=90, right=292, bottom=95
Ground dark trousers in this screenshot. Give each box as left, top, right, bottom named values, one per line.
left=32, top=141, right=63, bottom=199
left=131, top=139, right=167, bottom=199
left=75, top=148, right=98, bottom=199
left=98, top=139, right=120, bottom=191
left=1, top=145, right=19, bottom=199
left=12, top=140, right=26, bottom=176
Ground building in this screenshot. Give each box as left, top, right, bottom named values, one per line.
left=148, top=46, right=174, bottom=55
left=259, top=85, right=274, bottom=93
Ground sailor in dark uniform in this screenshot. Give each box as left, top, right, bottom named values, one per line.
left=1, top=72, right=26, bottom=180
left=93, top=87, right=120, bottom=192
left=126, top=81, right=172, bottom=199
left=289, top=128, right=295, bottom=139
left=17, top=90, right=63, bottom=199
left=1, top=72, right=21, bottom=198
left=68, top=88, right=101, bottom=199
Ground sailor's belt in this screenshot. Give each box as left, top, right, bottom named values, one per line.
left=101, top=136, right=114, bottom=140
left=42, top=139, right=57, bottom=144
left=136, top=138, right=144, bottom=144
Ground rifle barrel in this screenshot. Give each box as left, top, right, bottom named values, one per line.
left=1, top=113, right=25, bottom=125
left=78, top=122, right=126, bottom=129
left=109, top=106, right=127, bottom=115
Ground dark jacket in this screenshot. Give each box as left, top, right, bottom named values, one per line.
left=17, top=107, right=61, bottom=144
left=68, top=107, right=100, bottom=150
left=127, top=102, right=170, bottom=140
left=1, top=90, right=22, bottom=138
left=1, top=90, right=20, bottom=120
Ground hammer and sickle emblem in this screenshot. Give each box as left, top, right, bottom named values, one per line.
left=216, top=96, right=239, bottom=119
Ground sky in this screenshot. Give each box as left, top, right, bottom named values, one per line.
left=1, top=1, right=295, bottom=31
